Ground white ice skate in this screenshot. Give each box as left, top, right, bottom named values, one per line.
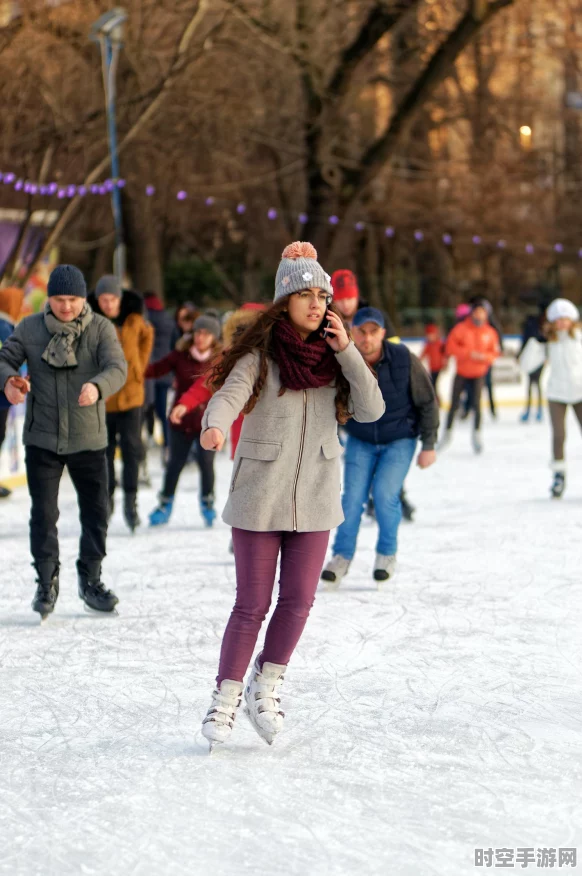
left=472, top=430, right=483, bottom=454
left=201, top=679, right=243, bottom=751
left=320, top=555, right=351, bottom=590
left=244, top=657, right=286, bottom=745
left=374, top=553, right=396, bottom=586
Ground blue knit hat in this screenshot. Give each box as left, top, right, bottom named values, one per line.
left=47, top=265, right=87, bottom=299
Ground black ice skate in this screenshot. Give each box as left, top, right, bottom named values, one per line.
left=123, top=492, right=140, bottom=533
left=77, top=561, right=119, bottom=614
left=551, top=472, right=565, bottom=499
left=31, top=562, right=60, bottom=621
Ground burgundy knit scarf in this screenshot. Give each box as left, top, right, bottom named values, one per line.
left=271, top=319, right=340, bottom=391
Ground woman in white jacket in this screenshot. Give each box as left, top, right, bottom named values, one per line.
left=544, top=298, right=582, bottom=497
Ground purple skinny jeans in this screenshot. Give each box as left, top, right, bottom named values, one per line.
left=216, top=528, right=330, bottom=684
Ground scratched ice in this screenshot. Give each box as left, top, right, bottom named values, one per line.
left=1, top=409, right=581, bottom=876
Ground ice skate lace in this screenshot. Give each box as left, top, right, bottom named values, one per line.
left=204, top=690, right=241, bottom=727
left=88, top=580, right=115, bottom=598
left=251, top=675, right=284, bottom=715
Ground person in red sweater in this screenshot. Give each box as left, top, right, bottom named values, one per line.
left=146, top=315, right=221, bottom=527
left=170, top=303, right=266, bottom=460
left=441, top=300, right=500, bottom=454
left=420, top=323, right=447, bottom=406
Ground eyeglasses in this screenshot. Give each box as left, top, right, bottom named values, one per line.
left=293, top=290, right=333, bottom=306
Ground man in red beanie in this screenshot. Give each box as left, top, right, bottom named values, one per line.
left=330, top=270, right=360, bottom=326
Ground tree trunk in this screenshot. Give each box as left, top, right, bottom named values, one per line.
left=125, top=194, right=164, bottom=294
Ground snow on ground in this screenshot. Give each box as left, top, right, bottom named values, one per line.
left=1, top=408, right=582, bottom=876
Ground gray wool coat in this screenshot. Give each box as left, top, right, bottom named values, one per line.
left=202, top=341, right=385, bottom=532
left=0, top=312, right=127, bottom=455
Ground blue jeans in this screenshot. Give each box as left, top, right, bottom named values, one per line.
left=333, top=435, right=417, bottom=560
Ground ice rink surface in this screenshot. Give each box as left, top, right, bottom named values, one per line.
left=1, top=408, right=581, bottom=876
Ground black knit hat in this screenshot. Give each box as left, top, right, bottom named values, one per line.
left=47, top=265, right=87, bottom=299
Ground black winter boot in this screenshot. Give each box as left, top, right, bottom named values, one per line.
left=77, top=560, right=119, bottom=613
left=123, top=492, right=140, bottom=532
left=32, top=561, right=60, bottom=619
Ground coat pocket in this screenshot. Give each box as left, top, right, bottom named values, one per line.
left=230, top=440, right=282, bottom=493
left=238, top=439, right=282, bottom=461
left=321, top=438, right=342, bottom=459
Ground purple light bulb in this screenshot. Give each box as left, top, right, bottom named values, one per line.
left=24, top=182, right=32, bottom=194
left=67, top=185, right=77, bottom=197
left=355, top=221, right=365, bottom=231
left=57, top=189, right=66, bottom=198
left=414, top=230, right=424, bottom=242
left=385, top=226, right=395, bottom=238
left=525, top=243, right=534, bottom=254
left=29, top=184, right=38, bottom=195
left=116, top=179, right=126, bottom=188
left=298, top=212, right=308, bottom=224
left=5, top=172, right=16, bottom=184
left=78, top=186, right=87, bottom=197
left=472, top=235, right=482, bottom=245
left=328, top=215, right=339, bottom=225
left=236, top=203, right=246, bottom=214
left=90, top=184, right=100, bottom=195
left=145, top=185, right=155, bottom=196
left=442, top=233, right=452, bottom=245
left=205, top=196, right=215, bottom=206
left=98, top=185, right=107, bottom=195
left=267, top=208, right=277, bottom=220
left=14, top=179, right=24, bottom=191
left=39, top=185, right=47, bottom=195
left=497, top=240, right=506, bottom=249
left=554, top=243, right=563, bottom=253
left=177, top=190, right=187, bottom=201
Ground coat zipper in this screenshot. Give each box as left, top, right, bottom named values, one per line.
left=291, top=390, right=307, bottom=531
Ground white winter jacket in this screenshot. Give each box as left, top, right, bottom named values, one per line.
left=546, top=329, right=582, bottom=404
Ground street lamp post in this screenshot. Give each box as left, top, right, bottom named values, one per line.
left=90, top=8, right=128, bottom=281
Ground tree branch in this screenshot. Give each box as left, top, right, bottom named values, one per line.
left=343, top=0, right=515, bottom=201
left=327, top=1, right=422, bottom=101
left=21, top=0, right=216, bottom=284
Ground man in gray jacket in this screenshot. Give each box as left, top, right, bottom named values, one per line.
left=0, top=265, right=127, bottom=619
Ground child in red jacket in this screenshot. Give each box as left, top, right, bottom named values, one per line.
left=147, top=315, right=221, bottom=527
left=420, top=323, right=447, bottom=406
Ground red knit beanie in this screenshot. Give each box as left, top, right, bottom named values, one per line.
left=331, top=269, right=359, bottom=301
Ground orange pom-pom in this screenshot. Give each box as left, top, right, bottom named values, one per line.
left=281, top=241, right=317, bottom=261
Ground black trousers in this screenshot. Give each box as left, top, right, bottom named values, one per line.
left=446, top=374, right=485, bottom=431
left=162, top=428, right=215, bottom=499
left=25, top=445, right=108, bottom=568
left=106, top=408, right=143, bottom=497
left=0, top=407, right=8, bottom=448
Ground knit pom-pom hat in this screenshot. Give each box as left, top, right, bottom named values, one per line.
left=274, top=241, right=333, bottom=302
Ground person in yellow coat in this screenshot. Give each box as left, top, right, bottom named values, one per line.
left=89, top=277, right=153, bottom=531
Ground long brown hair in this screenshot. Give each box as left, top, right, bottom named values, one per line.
left=208, top=298, right=354, bottom=424
left=543, top=320, right=581, bottom=342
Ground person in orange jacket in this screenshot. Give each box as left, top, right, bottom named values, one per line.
left=441, top=299, right=500, bottom=454
left=420, top=323, right=447, bottom=406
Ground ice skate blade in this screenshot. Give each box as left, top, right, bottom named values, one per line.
left=243, top=706, right=276, bottom=746
left=82, top=604, right=119, bottom=618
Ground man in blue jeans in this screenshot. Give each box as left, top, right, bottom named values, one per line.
left=321, top=307, right=439, bottom=588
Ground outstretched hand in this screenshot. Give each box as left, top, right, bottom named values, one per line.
left=78, top=383, right=99, bottom=407
left=4, top=376, right=30, bottom=405
left=201, top=427, right=225, bottom=452
left=170, top=404, right=188, bottom=425
left=322, top=310, right=350, bottom=353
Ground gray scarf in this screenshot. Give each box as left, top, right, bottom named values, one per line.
left=42, top=301, right=93, bottom=368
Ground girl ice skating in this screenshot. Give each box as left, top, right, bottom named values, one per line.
left=198, top=241, right=384, bottom=749
left=543, top=298, right=582, bottom=498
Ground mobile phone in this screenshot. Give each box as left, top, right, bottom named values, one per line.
left=322, top=311, right=332, bottom=338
